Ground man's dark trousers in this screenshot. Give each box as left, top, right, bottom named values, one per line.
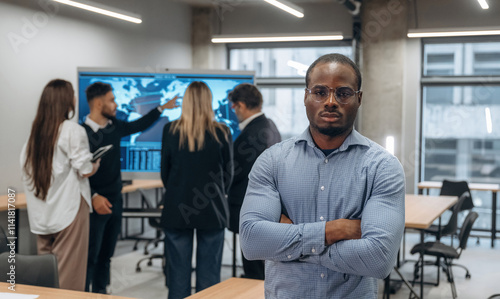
left=85, top=193, right=123, bottom=293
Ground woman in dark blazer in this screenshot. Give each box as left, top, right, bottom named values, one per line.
left=160, top=81, right=233, bottom=299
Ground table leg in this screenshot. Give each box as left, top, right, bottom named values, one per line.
left=232, top=232, right=237, bottom=277
left=383, top=274, right=390, bottom=299
left=420, top=230, right=425, bottom=299
left=492, top=192, right=497, bottom=248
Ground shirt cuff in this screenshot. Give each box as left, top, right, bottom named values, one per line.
left=92, top=193, right=99, bottom=199
left=301, top=222, right=326, bottom=257
left=157, top=106, right=163, bottom=113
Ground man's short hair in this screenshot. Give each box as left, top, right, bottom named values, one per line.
left=228, top=83, right=263, bottom=110
left=305, top=53, right=362, bottom=90
left=86, top=82, right=112, bottom=102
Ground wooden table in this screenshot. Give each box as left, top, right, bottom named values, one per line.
left=418, top=181, right=500, bottom=247
left=404, top=194, right=458, bottom=299
left=121, top=180, right=164, bottom=240
left=186, top=278, right=264, bottom=299
left=0, top=282, right=133, bottom=298
left=122, top=179, right=163, bottom=194
left=0, top=192, right=27, bottom=211
left=405, top=194, right=458, bottom=229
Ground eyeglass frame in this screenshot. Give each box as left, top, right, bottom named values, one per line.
left=304, top=85, right=361, bottom=105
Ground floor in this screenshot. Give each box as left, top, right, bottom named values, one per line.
left=109, top=229, right=500, bottom=299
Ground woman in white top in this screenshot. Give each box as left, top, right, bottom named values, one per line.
left=20, top=79, right=99, bottom=291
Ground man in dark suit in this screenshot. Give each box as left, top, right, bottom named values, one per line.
left=227, top=83, right=281, bottom=280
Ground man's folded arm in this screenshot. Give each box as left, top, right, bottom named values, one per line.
left=239, top=150, right=326, bottom=262
left=300, top=158, right=406, bottom=279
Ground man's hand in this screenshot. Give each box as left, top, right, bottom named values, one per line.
left=280, top=214, right=293, bottom=224
left=161, top=95, right=180, bottom=110
left=92, top=194, right=112, bottom=215
left=325, top=219, right=361, bottom=246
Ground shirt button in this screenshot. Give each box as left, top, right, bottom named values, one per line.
left=320, top=216, right=324, bottom=221
left=320, top=186, right=325, bottom=191
left=321, top=273, right=325, bottom=278
left=287, top=255, right=292, bottom=259
left=324, top=159, right=328, bottom=163
left=311, top=248, right=316, bottom=253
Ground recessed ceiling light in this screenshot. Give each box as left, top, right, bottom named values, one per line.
left=52, top=0, right=142, bottom=24
left=263, top=0, right=304, bottom=18
left=408, top=29, right=500, bottom=38
left=211, top=33, right=343, bottom=43
left=477, top=0, right=489, bottom=9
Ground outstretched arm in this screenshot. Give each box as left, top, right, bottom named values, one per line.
left=121, top=96, right=179, bottom=136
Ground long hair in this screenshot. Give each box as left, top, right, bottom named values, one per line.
left=170, top=81, right=227, bottom=151
left=24, top=79, right=75, bottom=200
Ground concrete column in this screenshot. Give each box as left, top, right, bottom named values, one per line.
left=358, top=0, right=408, bottom=159
left=191, top=6, right=226, bottom=70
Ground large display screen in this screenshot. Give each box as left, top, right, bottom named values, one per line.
left=78, top=68, right=254, bottom=173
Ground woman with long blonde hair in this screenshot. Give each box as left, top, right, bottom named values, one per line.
left=20, top=79, right=99, bottom=291
left=160, top=81, right=233, bottom=299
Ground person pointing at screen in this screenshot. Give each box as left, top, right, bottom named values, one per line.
left=80, top=81, right=178, bottom=294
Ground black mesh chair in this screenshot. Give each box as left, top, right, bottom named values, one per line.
left=134, top=189, right=165, bottom=273
left=424, top=192, right=467, bottom=243
left=411, top=212, right=479, bottom=299
left=0, top=252, right=59, bottom=288
left=440, top=180, right=474, bottom=211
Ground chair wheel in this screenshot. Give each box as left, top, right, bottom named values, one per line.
left=136, top=267, right=141, bottom=272
left=133, top=245, right=138, bottom=250
left=147, top=261, right=153, bottom=266
left=466, top=273, right=471, bottom=279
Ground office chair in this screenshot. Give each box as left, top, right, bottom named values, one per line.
left=411, top=212, right=479, bottom=299
left=135, top=189, right=165, bottom=273
left=0, top=226, right=9, bottom=253
left=419, top=193, right=466, bottom=286
left=440, top=180, right=474, bottom=211
left=424, top=192, right=467, bottom=242
left=0, top=252, right=59, bottom=288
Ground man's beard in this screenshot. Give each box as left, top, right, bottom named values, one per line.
left=102, top=110, right=114, bottom=119
left=315, top=124, right=349, bottom=137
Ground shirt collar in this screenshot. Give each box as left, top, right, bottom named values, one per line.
left=84, top=115, right=113, bottom=133
left=295, top=127, right=369, bottom=151
left=239, top=112, right=264, bottom=131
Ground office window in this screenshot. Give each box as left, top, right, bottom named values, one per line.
left=229, top=44, right=353, bottom=139
left=421, top=38, right=500, bottom=231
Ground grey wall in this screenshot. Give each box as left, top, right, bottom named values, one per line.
left=0, top=0, right=192, bottom=253
left=0, top=0, right=192, bottom=194
left=213, top=2, right=352, bottom=36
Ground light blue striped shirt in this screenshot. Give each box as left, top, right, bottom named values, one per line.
left=240, top=128, right=405, bottom=299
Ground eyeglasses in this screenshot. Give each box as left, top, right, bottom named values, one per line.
left=305, top=85, right=361, bottom=105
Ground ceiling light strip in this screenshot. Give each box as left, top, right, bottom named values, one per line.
left=52, top=0, right=142, bottom=24
left=212, top=35, right=343, bottom=43
left=408, top=30, right=500, bottom=38
left=477, top=0, right=489, bottom=9
left=263, top=0, right=304, bottom=18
